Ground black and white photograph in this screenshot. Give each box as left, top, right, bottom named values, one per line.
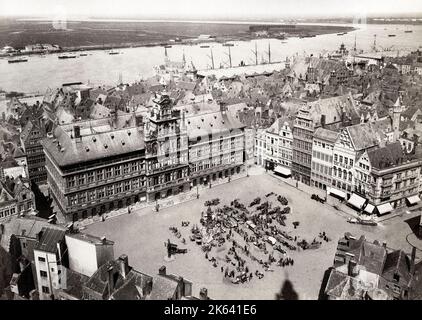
left=1, top=0, right=422, bottom=308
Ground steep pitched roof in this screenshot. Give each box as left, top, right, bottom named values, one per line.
left=34, top=227, right=66, bottom=254
left=346, top=123, right=382, bottom=151
left=382, top=250, right=412, bottom=285
left=84, top=259, right=153, bottom=300
left=306, top=93, right=360, bottom=127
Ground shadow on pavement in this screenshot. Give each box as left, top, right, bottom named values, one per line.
left=31, top=182, right=53, bottom=219
left=404, top=215, right=421, bottom=239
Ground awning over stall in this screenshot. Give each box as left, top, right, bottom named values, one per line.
left=274, top=166, right=291, bottom=177
left=407, top=195, right=421, bottom=205
left=377, top=203, right=394, bottom=215
left=327, top=187, right=346, bottom=199
left=347, top=193, right=366, bottom=209
left=364, top=204, right=375, bottom=214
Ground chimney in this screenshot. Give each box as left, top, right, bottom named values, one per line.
left=320, top=114, right=326, bottom=128
left=199, top=288, right=208, bottom=300
left=118, top=254, right=130, bottom=279
left=101, top=236, right=107, bottom=245
left=410, top=246, right=417, bottom=275
left=107, top=266, right=114, bottom=295
left=382, top=242, right=387, bottom=248
left=37, top=230, right=44, bottom=243
left=74, top=125, right=81, bottom=140
left=158, top=266, right=166, bottom=276
left=348, top=259, right=357, bottom=277
left=219, top=101, right=227, bottom=114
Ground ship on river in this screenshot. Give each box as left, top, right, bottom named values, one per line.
left=58, top=54, right=77, bottom=59
left=8, top=57, right=28, bottom=63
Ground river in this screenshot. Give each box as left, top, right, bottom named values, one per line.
left=1, top=23, right=421, bottom=94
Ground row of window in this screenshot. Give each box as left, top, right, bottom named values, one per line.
left=191, top=154, right=239, bottom=172
left=67, top=161, right=145, bottom=188
left=312, top=161, right=332, bottom=176
left=334, top=154, right=354, bottom=167
left=314, top=140, right=333, bottom=150
left=0, top=207, right=16, bottom=218
left=312, top=150, right=333, bottom=163
left=333, top=167, right=353, bottom=182
left=68, top=178, right=146, bottom=206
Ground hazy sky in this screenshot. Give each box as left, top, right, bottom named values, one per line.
left=0, top=0, right=421, bottom=19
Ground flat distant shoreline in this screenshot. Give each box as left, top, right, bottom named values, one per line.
left=0, top=19, right=355, bottom=54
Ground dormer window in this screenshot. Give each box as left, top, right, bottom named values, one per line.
left=104, top=144, right=108, bottom=149
left=111, top=134, right=114, bottom=139
left=393, top=273, right=400, bottom=282
left=121, top=141, right=125, bottom=146
left=85, top=147, right=90, bottom=152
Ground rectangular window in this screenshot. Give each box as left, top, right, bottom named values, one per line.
left=67, top=176, right=76, bottom=188
left=115, top=166, right=121, bottom=176
left=87, top=172, right=94, bottom=183
left=123, top=163, right=129, bottom=175
left=88, top=191, right=96, bottom=202
left=124, top=181, right=130, bottom=191
left=38, top=257, right=46, bottom=262
left=334, top=154, right=338, bottom=162
left=131, top=162, right=138, bottom=172
left=96, top=170, right=104, bottom=181
left=78, top=192, right=87, bottom=204
left=78, top=175, right=85, bottom=186
left=106, top=185, right=114, bottom=197
left=97, top=188, right=105, bottom=199
left=42, top=286, right=50, bottom=294
left=105, top=167, right=113, bottom=179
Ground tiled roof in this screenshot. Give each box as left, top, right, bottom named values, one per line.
left=314, top=127, right=339, bottom=143
left=34, top=227, right=66, bottom=254
left=367, top=142, right=404, bottom=170
left=0, top=216, right=64, bottom=252
left=325, top=269, right=368, bottom=300
left=358, top=241, right=387, bottom=275
left=382, top=250, right=412, bottom=285
left=149, top=275, right=179, bottom=300
left=306, top=93, right=360, bottom=127
left=84, top=259, right=153, bottom=300
left=42, top=114, right=145, bottom=167
left=346, top=123, right=383, bottom=151
left=61, top=267, right=89, bottom=299
left=185, top=111, right=245, bottom=140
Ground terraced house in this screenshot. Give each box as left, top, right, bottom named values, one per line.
left=0, top=177, right=35, bottom=221
left=186, top=106, right=246, bottom=187
left=292, top=93, right=360, bottom=185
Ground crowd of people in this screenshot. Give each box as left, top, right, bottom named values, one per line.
left=168, top=194, right=330, bottom=285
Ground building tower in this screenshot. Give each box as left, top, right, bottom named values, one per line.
left=144, top=94, right=190, bottom=202
left=392, top=96, right=402, bottom=142
left=306, top=59, right=315, bottom=83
